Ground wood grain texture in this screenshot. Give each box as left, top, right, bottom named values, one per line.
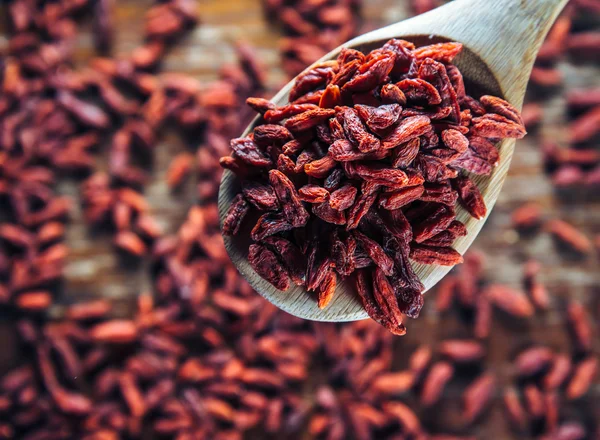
left=218, top=0, right=569, bottom=322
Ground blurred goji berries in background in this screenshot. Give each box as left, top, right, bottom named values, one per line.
left=0, top=0, right=597, bottom=439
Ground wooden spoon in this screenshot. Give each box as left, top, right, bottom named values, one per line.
left=218, top=0, right=568, bottom=322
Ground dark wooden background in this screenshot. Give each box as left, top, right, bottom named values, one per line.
left=0, top=1, right=598, bottom=438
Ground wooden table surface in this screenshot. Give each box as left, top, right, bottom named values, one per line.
left=0, top=1, right=598, bottom=438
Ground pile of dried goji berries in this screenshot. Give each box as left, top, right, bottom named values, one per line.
left=0, top=0, right=597, bottom=439
left=222, top=40, right=526, bottom=334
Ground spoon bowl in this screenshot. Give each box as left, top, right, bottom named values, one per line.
left=219, top=0, right=568, bottom=322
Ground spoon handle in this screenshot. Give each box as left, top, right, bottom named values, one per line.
left=441, top=0, right=570, bottom=106
left=353, top=0, right=569, bottom=106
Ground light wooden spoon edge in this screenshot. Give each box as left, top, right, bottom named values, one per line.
left=218, top=0, right=568, bottom=322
